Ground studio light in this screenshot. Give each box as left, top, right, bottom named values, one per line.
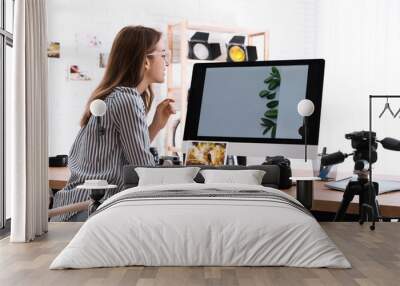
left=228, top=45, right=246, bottom=62
left=226, top=36, right=258, bottom=62
left=188, top=32, right=221, bottom=60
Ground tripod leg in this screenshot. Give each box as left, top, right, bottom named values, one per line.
left=374, top=199, right=380, bottom=218
left=359, top=190, right=366, bottom=224
left=372, top=182, right=380, bottom=218
left=370, top=182, right=379, bottom=231
left=334, top=183, right=356, bottom=221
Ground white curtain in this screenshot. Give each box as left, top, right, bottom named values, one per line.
left=9, top=0, right=48, bottom=242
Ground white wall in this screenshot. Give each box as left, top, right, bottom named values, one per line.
left=47, top=0, right=318, bottom=155
left=47, top=0, right=400, bottom=176
left=316, top=0, right=400, bottom=176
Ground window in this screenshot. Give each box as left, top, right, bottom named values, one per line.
left=1, top=0, right=14, bottom=230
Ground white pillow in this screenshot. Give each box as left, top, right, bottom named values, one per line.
left=200, top=169, right=266, bottom=185
left=135, top=167, right=201, bottom=186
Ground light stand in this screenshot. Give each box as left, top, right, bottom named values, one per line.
left=293, top=99, right=318, bottom=210
left=90, top=99, right=107, bottom=136
left=304, top=117, right=307, bottom=161
left=297, top=99, right=315, bottom=162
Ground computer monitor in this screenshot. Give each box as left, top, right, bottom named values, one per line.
left=183, top=59, right=325, bottom=159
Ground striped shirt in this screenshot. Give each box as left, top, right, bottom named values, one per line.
left=51, top=86, right=155, bottom=221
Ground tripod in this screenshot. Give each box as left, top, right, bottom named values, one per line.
left=334, top=171, right=380, bottom=230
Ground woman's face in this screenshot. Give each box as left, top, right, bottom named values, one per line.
left=146, top=39, right=169, bottom=84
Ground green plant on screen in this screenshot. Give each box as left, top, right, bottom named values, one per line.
left=259, top=66, right=281, bottom=138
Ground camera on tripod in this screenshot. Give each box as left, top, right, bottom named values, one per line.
left=321, top=131, right=400, bottom=228
left=346, top=131, right=377, bottom=173
left=321, top=131, right=400, bottom=172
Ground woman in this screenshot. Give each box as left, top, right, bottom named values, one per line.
left=51, top=26, right=175, bottom=221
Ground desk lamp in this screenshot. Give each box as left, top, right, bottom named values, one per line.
left=90, top=99, right=107, bottom=136
left=297, top=99, right=315, bottom=162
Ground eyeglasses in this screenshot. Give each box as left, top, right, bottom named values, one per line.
left=147, top=50, right=170, bottom=64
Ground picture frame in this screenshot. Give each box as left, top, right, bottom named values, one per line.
left=47, top=42, right=60, bottom=58
left=184, top=141, right=228, bottom=166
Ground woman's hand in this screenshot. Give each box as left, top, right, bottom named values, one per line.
left=149, top=98, right=176, bottom=142
left=153, top=98, right=176, bottom=130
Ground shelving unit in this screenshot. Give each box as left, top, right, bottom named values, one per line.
left=165, top=20, right=270, bottom=155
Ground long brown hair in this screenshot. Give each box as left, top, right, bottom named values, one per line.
left=80, top=26, right=162, bottom=127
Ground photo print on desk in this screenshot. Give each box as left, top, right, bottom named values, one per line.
left=185, top=141, right=228, bottom=166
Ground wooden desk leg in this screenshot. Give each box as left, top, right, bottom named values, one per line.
left=88, top=189, right=106, bottom=215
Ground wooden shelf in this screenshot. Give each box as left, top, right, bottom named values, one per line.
left=165, top=20, right=269, bottom=155
left=167, top=87, right=181, bottom=93
left=169, top=22, right=264, bottom=35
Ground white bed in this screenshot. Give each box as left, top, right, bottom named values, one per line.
left=50, top=183, right=351, bottom=269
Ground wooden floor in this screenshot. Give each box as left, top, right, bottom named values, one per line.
left=1, top=223, right=399, bottom=286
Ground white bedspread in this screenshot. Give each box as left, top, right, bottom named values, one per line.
left=50, top=183, right=351, bottom=269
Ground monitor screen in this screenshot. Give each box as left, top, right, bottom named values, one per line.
left=184, top=59, right=324, bottom=146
